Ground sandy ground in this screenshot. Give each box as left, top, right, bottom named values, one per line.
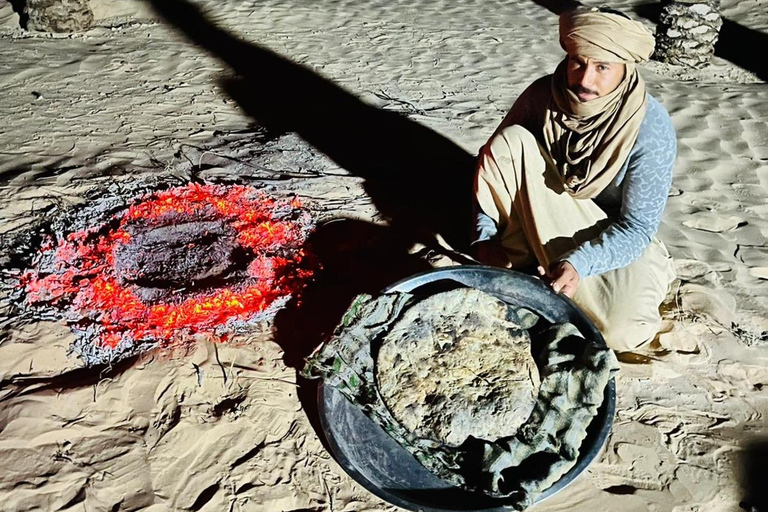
left=0, top=0, right=767, bottom=511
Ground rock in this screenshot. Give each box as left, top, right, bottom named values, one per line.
left=25, top=0, right=94, bottom=33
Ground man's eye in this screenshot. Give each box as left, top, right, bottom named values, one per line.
left=598, top=65, right=609, bottom=71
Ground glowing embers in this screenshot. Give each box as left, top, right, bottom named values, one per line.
left=20, top=183, right=315, bottom=364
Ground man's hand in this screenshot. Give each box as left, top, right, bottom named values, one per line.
left=537, top=261, right=580, bottom=298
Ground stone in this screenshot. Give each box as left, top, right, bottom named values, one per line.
left=376, top=288, right=540, bottom=446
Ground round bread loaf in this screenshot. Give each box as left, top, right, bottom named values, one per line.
left=376, top=288, right=541, bottom=446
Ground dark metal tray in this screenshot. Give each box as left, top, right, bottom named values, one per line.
left=318, top=266, right=616, bottom=512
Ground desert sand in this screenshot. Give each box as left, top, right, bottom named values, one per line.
left=0, top=0, right=766, bottom=511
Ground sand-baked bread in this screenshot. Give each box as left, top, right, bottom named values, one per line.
left=376, top=288, right=541, bottom=446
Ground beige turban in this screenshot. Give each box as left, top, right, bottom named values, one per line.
left=543, top=7, right=655, bottom=199
left=559, top=7, right=655, bottom=63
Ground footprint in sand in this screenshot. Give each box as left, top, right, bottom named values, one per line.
left=678, top=283, right=737, bottom=328
left=674, top=259, right=714, bottom=280
left=682, top=213, right=747, bottom=233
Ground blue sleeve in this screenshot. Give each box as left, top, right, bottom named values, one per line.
left=473, top=211, right=498, bottom=245
left=564, top=98, right=677, bottom=278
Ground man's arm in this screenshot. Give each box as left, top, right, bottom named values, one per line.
left=561, top=97, right=677, bottom=278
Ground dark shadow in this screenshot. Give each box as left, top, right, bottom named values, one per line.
left=716, top=19, right=768, bottom=82
left=738, top=438, right=768, bottom=512
left=147, top=0, right=476, bottom=255
left=145, top=0, right=479, bottom=451
left=0, top=156, right=76, bottom=185
left=528, top=0, right=582, bottom=15
left=8, top=0, right=28, bottom=29
left=543, top=223, right=609, bottom=260
left=634, top=2, right=768, bottom=81
left=632, top=1, right=663, bottom=24
left=273, top=219, right=435, bottom=448
left=536, top=163, right=611, bottom=264
left=0, top=163, right=34, bottom=184
left=389, top=487, right=513, bottom=510
left=0, top=352, right=141, bottom=401
left=274, top=219, right=434, bottom=370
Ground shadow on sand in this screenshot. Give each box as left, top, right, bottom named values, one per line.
left=146, top=0, right=476, bottom=253
left=739, top=438, right=768, bottom=512
left=274, top=219, right=438, bottom=449
left=144, top=0, right=479, bottom=441
left=715, top=19, right=768, bottom=82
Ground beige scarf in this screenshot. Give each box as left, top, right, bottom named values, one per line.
left=543, top=7, right=655, bottom=199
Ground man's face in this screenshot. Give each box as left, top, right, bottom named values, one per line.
left=566, top=54, right=626, bottom=102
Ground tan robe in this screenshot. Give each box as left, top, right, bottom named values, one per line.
left=474, top=124, right=675, bottom=352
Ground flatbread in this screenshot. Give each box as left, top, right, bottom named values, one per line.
left=376, top=288, right=540, bottom=446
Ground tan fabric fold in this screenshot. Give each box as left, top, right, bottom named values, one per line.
left=543, top=59, right=647, bottom=199
left=541, top=7, right=655, bottom=199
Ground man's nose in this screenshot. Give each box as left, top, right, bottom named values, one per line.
left=578, top=65, right=596, bottom=87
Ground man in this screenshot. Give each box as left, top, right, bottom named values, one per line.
left=473, top=6, right=677, bottom=352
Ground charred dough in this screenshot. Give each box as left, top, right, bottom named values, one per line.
left=376, top=288, right=540, bottom=446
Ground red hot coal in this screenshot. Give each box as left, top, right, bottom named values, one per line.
left=19, top=183, right=315, bottom=358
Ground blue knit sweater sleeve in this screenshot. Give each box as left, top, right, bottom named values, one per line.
left=563, top=96, right=677, bottom=278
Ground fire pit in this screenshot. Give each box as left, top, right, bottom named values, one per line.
left=8, top=182, right=315, bottom=366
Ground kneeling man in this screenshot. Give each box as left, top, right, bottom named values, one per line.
left=473, top=7, right=677, bottom=352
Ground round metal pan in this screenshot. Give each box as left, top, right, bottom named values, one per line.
left=318, top=266, right=616, bottom=512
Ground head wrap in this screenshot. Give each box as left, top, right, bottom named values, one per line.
left=543, top=7, right=656, bottom=199
left=559, top=7, right=655, bottom=63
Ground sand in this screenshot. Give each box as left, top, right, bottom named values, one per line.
left=0, top=0, right=766, bottom=511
